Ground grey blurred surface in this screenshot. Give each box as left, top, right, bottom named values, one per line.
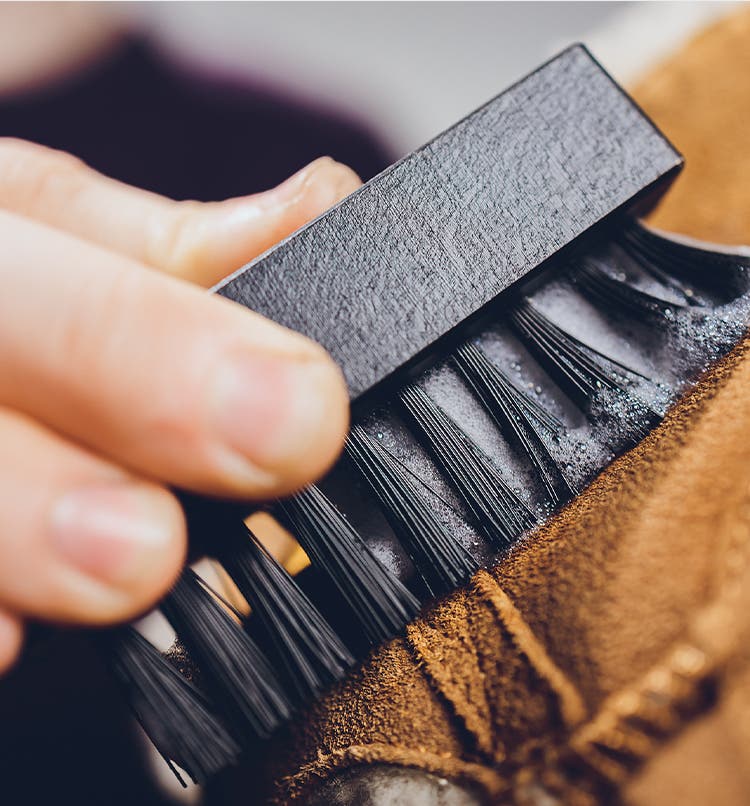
left=122, top=1, right=734, bottom=158
left=127, top=1, right=621, bottom=155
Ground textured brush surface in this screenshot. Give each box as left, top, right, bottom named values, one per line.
left=214, top=46, right=681, bottom=399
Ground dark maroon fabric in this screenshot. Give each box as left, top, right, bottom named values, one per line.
left=0, top=38, right=392, bottom=200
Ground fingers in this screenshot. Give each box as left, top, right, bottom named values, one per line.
left=0, top=138, right=361, bottom=286
left=0, top=407, right=186, bottom=624
left=0, top=210, right=349, bottom=499
left=0, top=609, right=23, bottom=674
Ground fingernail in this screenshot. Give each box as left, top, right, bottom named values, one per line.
left=50, top=483, right=175, bottom=585
left=211, top=352, right=341, bottom=482
left=262, top=157, right=335, bottom=207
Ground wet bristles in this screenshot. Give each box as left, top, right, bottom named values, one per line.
left=98, top=626, right=241, bottom=786
left=400, top=385, right=536, bottom=549
left=160, top=568, right=291, bottom=745
left=510, top=299, right=663, bottom=443
left=621, top=221, right=750, bottom=302
left=346, top=425, right=479, bottom=597
left=453, top=343, right=576, bottom=507
left=217, top=524, right=355, bottom=704
left=277, top=486, right=421, bottom=646
left=574, top=258, right=688, bottom=321
left=511, top=299, right=642, bottom=407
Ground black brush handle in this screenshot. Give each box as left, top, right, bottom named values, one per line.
left=212, top=45, right=681, bottom=402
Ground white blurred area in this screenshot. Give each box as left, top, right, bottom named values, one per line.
left=121, top=1, right=735, bottom=157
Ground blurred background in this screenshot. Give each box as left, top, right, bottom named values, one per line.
left=0, top=2, right=734, bottom=194
left=0, top=2, right=739, bottom=805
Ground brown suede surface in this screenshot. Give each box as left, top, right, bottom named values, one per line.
left=260, top=9, right=750, bottom=804
left=636, top=7, right=750, bottom=246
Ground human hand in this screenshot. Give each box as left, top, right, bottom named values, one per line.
left=0, top=139, right=360, bottom=672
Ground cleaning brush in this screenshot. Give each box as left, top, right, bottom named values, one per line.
left=97, top=45, right=750, bottom=787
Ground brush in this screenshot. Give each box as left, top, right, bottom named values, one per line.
left=95, top=45, right=750, bottom=787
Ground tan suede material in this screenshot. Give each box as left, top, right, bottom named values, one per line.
left=635, top=8, right=750, bottom=246
left=260, top=9, right=750, bottom=804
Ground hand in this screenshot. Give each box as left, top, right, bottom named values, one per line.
left=0, top=139, right=359, bottom=672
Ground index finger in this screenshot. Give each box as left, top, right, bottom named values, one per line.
left=0, top=139, right=361, bottom=286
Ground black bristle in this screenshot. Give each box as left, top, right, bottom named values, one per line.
left=510, top=299, right=662, bottom=443
left=574, top=258, right=689, bottom=321
left=616, top=235, right=708, bottom=307
left=97, top=626, right=241, bottom=786
left=216, top=524, right=355, bottom=704
left=453, top=343, right=577, bottom=507
left=510, top=299, right=634, bottom=403
left=400, top=385, right=536, bottom=549
left=346, top=425, right=479, bottom=598
left=160, top=568, right=291, bottom=745
left=277, top=486, right=421, bottom=646
left=621, top=221, right=750, bottom=302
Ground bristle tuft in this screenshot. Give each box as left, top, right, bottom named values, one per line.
left=454, top=343, right=576, bottom=506
left=161, top=568, right=291, bottom=745
left=277, top=486, right=421, bottom=645
left=574, top=258, right=689, bottom=320
left=510, top=299, right=662, bottom=443
left=511, top=300, right=644, bottom=401
left=346, top=426, right=479, bottom=597
left=400, top=385, right=536, bottom=549
left=621, top=221, right=750, bottom=302
left=217, top=525, right=355, bottom=703
left=97, top=626, right=241, bottom=786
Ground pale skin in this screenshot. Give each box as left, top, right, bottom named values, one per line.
left=0, top=138, right=359, bottom=673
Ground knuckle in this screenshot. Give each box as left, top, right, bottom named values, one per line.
left=0, top=138, right=87, bottom=215
left=146, top=200, right=206, bottom=275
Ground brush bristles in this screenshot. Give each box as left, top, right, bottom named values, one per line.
left=453, top=343, right=576, bottom=507
left=346, top=425, right=479, bottom=597
left=574, top=259, right=688, bottom=320
left=400, top=385, right=536, bottom=549
left=277, top=486, right=421, bottom=645
left=618, top=231, right=708, bottom=307
left=160, top=568, right=291, bottom=745
left=98, top=626, right=241, bottom=786
left=510, top=299, right=662, bottom=444
left=217, top=525, right=355, bottom=703
left=622, top=221, right=750, bottom=301
left=511, top=299, right=644, bottom=404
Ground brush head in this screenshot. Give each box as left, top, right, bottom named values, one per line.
left=214, top=45, right=682, bottom=403
left=99, top=47, right=750, bottom=789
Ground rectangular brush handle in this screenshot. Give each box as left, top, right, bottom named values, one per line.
left=213, top=45, right=681, bottom=400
